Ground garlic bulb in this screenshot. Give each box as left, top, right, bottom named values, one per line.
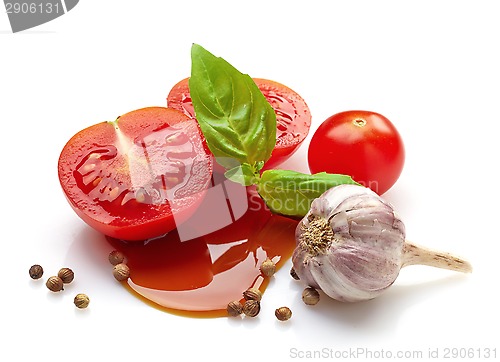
left=292, top=184, right=472, bottom=302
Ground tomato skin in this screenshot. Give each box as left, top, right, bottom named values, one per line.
left=308, top=110, right=405, bottom=195
left=252, top=78, right=311, bottom=169
left=167, top=78, right=311, bottom=169
left=58, top=107, right=213, bottom=241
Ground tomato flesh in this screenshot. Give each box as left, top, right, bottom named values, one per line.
left=167, top=78, right=311, bottom=169
left=58, top=107, right=213, bottom=241
left=308, top=110, right=405, bottom=195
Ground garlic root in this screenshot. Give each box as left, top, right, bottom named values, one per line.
left=402, top=240, right=472, bottom=273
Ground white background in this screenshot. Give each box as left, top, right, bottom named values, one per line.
left=1, top=1, right=499, bottom=361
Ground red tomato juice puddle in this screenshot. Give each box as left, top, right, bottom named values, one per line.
left=106, top=183, right=298, bottom=318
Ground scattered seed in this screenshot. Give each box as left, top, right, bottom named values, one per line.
left=74, top=293, right=90, bottom=309
left=260, top=258, right=276, bottom=277
left=275, top=306, right=292, bottom=321
left=226, top=300, right=243, bottom=317
left=29, top=264, right=44, bottom=280
left=290, top=267, right=300, bottom=280
left=46, top=276, right=64, bottom=292
left=302, top=287, right=320, bottom=305
left=113, top=263, right=130, bottom=281
left=108, top=250, right=125, bottom=266
left=58, top=268, right=75, bottom=284
left=243, top=287, right=262, bottom=302
left=243, top=300, right=260, bottom=317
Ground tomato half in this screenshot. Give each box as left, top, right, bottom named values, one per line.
left=58, top=107, right=213, bottom=241
left=167, top=78, right=311, bottom=169
left=308, top=110, right=405, bottom=195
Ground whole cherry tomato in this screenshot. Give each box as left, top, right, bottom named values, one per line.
left=167, top=77, right=311, bottom=169
left=58, top=107, right=213, bottom=241
left=308, top=110, right=405, bottom=195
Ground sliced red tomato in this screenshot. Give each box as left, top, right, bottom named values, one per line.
left=58, top=107, right=213, bottom=241
left=167, top=77, right=311, bottom=169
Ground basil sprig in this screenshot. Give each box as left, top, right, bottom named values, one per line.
left=258, top=170, right=359, bottom=217
left=190, top=44, right=276, bottom=176
left=189, top=44, right=358, bottom=218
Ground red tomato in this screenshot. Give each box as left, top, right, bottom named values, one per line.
left=308, top=110, right=405, bottom=195
left=58, top=107, right=213, bottom=241
left=167, top=78, right=311, bottom=169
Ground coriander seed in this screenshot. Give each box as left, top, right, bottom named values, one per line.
left=46, top=276, right=64, bottom=292
left=275, top=306, right=292, bottom=321
left=290, top=267, right=300, bottom=280
left=58, top=267, right=74, bottom=284
left=242, top=300, right=260, bottom=317
left=302, top=287, right=320, bottom=305
left=243, top=287, right=262, bottom=302
left=226, top=300, right=243, bottom=317
left=74, top=293, right=90, bottom=309
left=108, top=250, right=125, bottom=266
left=260, top=257, right=276, bottom=277
left=113, top=263, right=130, bottom=281
left=29, top=264, right=44, bottom=280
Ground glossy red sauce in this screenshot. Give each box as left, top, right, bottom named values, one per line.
left=106, top=182, right=298, bottom=318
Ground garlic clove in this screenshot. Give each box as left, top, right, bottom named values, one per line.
left=308, top=254, right=378, bottom=302
left=309, top=184, right=374, bottom=218
left=291, top=246, right=321, bottom=290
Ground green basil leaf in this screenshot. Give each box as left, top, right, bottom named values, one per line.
left=190, top=44, right=276, bottom=170
left=257, top=170, right=360, bottom=218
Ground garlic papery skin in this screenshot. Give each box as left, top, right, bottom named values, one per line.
left=292, top=184, right=472, bottom=303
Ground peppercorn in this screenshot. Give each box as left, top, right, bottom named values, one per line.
left=302, top=287, right=320, bottom=305
left=74, top=293, right=90, bottom=309
left=275, top=306, right=292, bottom=321
left=226, top=300, right=243, bottom=317
left=58, top=267, right=74, bottom=284
left=113, top=263, right=130, bottom=281
left=29, top=264, right=44, bottom=280
left=260, top=258, right=276, bottom=277
left=108, top=250, right=125, bottom=266
left=242, top=300, right=260, bottom=317
left=46, top=276, right=64, bottom=292
left=290, top=267, right=300, bottom=280
left=243, top=287, right=262, bottom=302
